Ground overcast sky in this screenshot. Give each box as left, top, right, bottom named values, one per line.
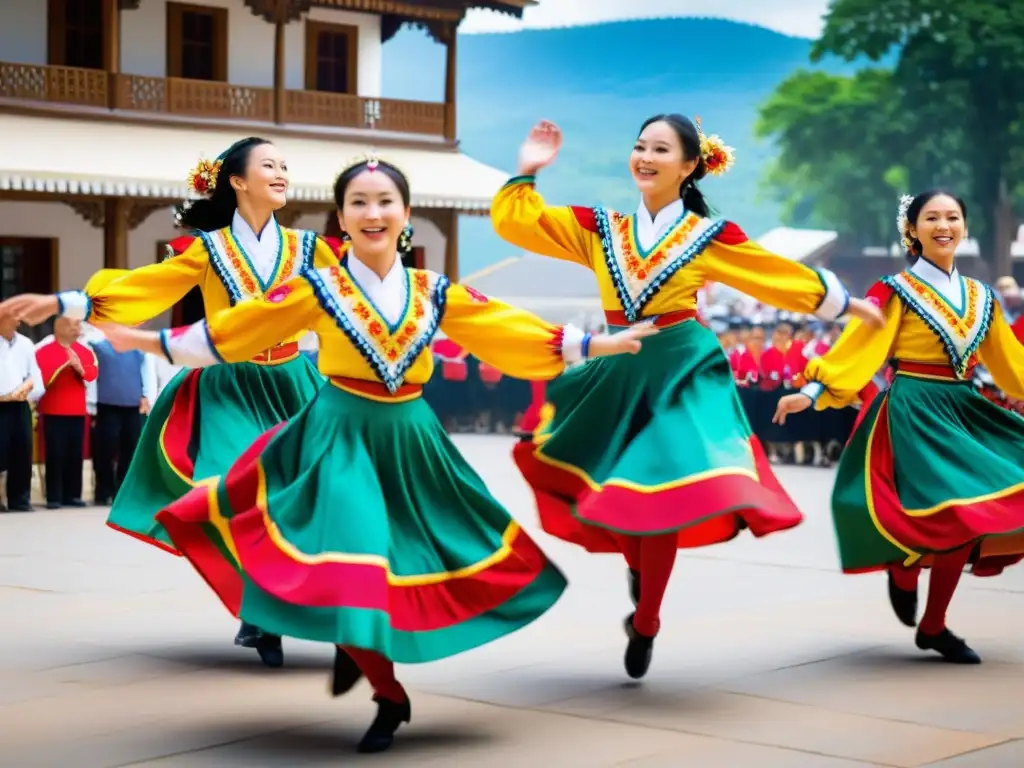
left=462, top=0, right=831, bottom=38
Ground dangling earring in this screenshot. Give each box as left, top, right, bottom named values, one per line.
left=398, top=221, right=414, bottom=255
left=340, top=231, right=351, bottom=242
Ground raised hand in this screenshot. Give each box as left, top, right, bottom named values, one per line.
left=0, top=294, right=59, bottom=326
left=517, top=120, right=563, bottom=175
left=587, top=323, right=660, bottom=358
left=773, top=393, right=813, bottom=425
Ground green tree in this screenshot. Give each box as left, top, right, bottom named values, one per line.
left=811, top=0, right=1024, bottom=274
left=755, top=69, right=907, bottom=246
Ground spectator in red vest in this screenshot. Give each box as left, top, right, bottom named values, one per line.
left=35, top=317, right=97, bottom=509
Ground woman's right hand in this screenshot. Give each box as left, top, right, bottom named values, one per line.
left=773, top=393, right=813, bottom=425
left=0, top=294, right=59, bottom=326
left=586, top=324, right=660, bottom=357
left=517, top=120, right=563, bottom=175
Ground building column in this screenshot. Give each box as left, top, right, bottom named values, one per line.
left=103, top=198, right=129, bottom=270
left=273, top=0, right=287, bottom=123
left=443, top=23, right=457, bottom=142
left=102, top=0, right=120, bottom=108
left=444, top=208, right=459, bottom=281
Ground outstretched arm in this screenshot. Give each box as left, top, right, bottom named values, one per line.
left=439, top=283, right=656, bottom=380
left=490, top=176, right=595, bottom=268
left=978, top=301, right=1024, bottom=401
left=99, top=276, right=320, bottom=368
left=701, top=224, right=884, bottom=326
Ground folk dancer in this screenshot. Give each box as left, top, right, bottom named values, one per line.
left=491, top=116, right=885, bottom=679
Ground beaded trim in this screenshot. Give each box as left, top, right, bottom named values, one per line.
left=594, top=207, right=724, bottom=323
left=202, top=227, right=316, bottom=306
left=306, top=266, right=448, bottom=393
left=882, top=271, right=993, bottom=378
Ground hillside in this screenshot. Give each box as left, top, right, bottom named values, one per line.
left=382, top=18, right=860, bottom=275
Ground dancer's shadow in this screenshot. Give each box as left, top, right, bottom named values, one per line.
left=162, top=717, right=495, bottom=762
left=142, top=644, right=331, bottom=673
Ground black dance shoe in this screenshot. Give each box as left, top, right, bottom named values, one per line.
left=329, top=647, right=364, bottom=696
left=887, top=570, right=918, bottom=627
left=255, top=633, right=284, bottom=668
left=915, top=628, right=981, bottom=664
left=627, top=568, right=641, bottom=608
left=623, top=612, right=655, bottom=680
left=357, top=695, right=411, bottom=753
left=234, top=621, right=262, bottom=648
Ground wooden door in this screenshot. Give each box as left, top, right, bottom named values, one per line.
left=0, top=237, right=57, bottom=341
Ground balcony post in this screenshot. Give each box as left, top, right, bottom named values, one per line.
left=443, top=23, right=456, bottom=142
left=102, top=0, right=120, bottom=108
left=444, top=207, right=459, bottom=281
left=273, top=0, right=286, bottom=123
left=103, top=197, right=129, bottom=270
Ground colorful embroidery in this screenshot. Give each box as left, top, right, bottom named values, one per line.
left=594, top=208, right=725, bottom=322
left=306, top=265, right=448, bottom=392
left=202, top=226, right=316, bottom=305
left=884, top=271, right=994, bottom=377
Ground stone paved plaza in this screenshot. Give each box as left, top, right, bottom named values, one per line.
left=2, top=434, right=1024, bottom=767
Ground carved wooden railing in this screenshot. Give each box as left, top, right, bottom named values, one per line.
left=0, top=62, right=107, bottom=107
left=284, top=90, right=447, bottom=136
left=114, top=75, right=274, bottom=121
left=0, top=62, right=448, bottom=138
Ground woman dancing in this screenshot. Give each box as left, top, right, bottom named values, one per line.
left=774, top=190, right=1024, bottom=663
left=490, top=116, right=885, bottom=680
left=96, top=154, right=655, bottom=753
left=0, top=137, right=341, bottom=666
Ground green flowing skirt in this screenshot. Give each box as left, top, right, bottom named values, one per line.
left=832, top=371, right=1024, bottom=575
left=154, top=383, right=567, bottom=664
left=105, top=357, right=324, bottom=553
left=513, top=320, right=803, bottom=553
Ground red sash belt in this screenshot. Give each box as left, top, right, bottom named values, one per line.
left=329, top=376, right=423, bottom=402
left=895, top=361, right=974, bottom=380
left=250, top=342, right=299, bottom=365
left=604, top=309, right=697, bottom=328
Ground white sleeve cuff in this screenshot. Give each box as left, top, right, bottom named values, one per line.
left=56, top=291, right=91, bottom=321
left=813, top=268, right=849, bottom=321
left=559, top=323, right=586, bottom=365
left=800, top=381, right=825, bottom=404
left=159, top=322, right=223, bottom=368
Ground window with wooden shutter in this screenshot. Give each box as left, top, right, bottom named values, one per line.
left=304, top=21, right=358, bottom=94
left=47, top=0, right=104, bottom=69
left=167, top=2, right=228, bottom=81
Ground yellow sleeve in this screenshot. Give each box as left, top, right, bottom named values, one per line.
left=978, top=301, right=1024, bottom=401
left=56, top=237, right=208, bottom=325
left=161, top=276, right=320, bottom=367
left=439, top=283, right=574, bottom=380
left=490, top=175, right=593, bottom=268
left=701, top=223, right=849, bottom=318
left=312, top=235, right=346, bottom=268
left=801, top=294, right=902, bottom=410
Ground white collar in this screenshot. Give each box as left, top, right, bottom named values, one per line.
left=910, top=256, right=959, bottom=286
left=637, top=198, right=684, bottom=227
left=232, top=210, right=278, bottom=243
left=347, top=253, right=404, bottom=287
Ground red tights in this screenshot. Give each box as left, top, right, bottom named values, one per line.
left=340, top=646, right=406, bottom=703
left=617, top=532, right=678, bottom=636
left=888, top=545, right=972, bottom=634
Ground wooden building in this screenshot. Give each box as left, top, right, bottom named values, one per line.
left=0, top=0, right=532, bottom=334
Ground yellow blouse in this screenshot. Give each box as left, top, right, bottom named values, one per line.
left=161, top=264, right=580, bottom=390
left=802, top=270, right=1024, bottom=408
left=490, top=176, right=849, bottom=322
left=56, top=227, right=342, bottom=348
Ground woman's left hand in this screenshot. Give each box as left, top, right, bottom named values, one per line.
left=95, top=323, right=163, bottom=356
left=587, top=324, right=660, bottom=358
left=846, top=297, right=886, bottom=329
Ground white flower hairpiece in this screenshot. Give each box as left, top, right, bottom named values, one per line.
left=897, top=194, right=915, bottom=250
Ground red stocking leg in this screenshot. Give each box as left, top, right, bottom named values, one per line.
left=889, top=563, right=922, bottom=591
left=341, top=646, right=407, bottom=703
left=614, top=532, right=642, bottom=573
left=632, top=532, right=678, bottom=637
left=919, top=546, right=973, bottom=635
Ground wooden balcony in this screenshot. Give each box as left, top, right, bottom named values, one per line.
left=0, top=62, right=448, bottom=138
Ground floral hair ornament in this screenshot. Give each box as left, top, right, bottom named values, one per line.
left=694, top=116, right=736, bottom=177
left=187, top=155, right=222, bottom=197
left=897, top=193, right=915, bottom=250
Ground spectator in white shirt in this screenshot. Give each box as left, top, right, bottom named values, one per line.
left=0, top=317, right=44, bottom=512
